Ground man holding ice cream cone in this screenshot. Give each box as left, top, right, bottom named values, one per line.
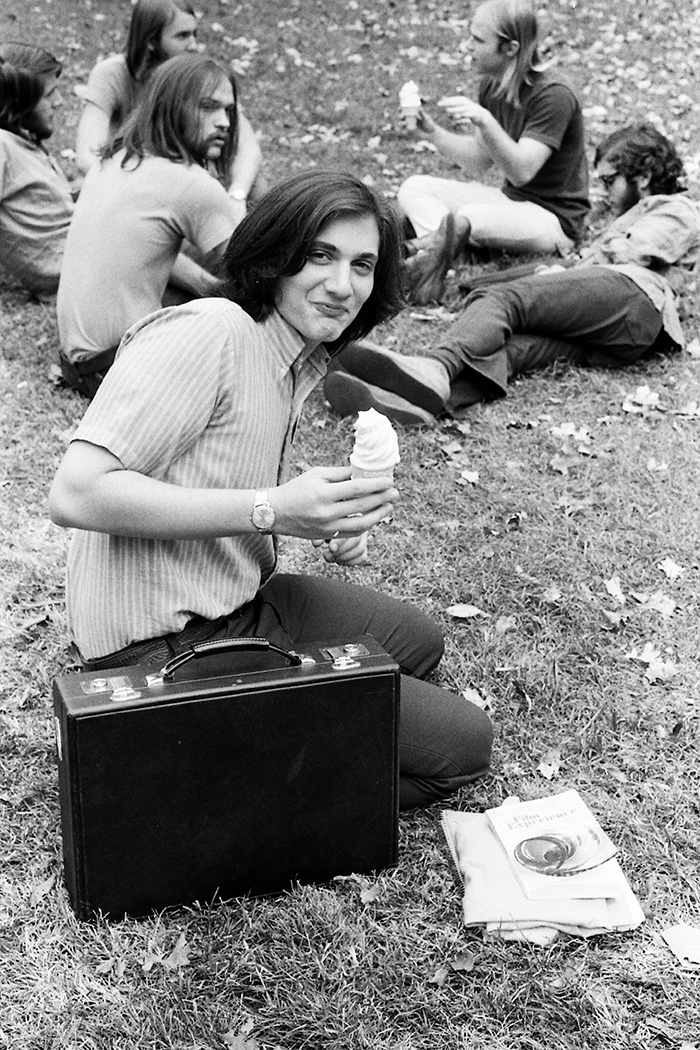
left=397, top=0, right=589, bottom=304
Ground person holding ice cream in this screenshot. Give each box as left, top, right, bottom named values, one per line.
left=49, top=168, right=493, bottom=812
left=398, top=0, right=589, bottom=304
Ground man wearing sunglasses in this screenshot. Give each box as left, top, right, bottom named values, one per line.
left=325, top=124, right=700, bottom=422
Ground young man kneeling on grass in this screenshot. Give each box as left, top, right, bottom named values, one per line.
left=49, top=169, right=493, bottom=811
left=326, top=125, right=700, bottom=424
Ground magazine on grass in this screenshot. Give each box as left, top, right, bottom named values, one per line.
left=486, top=790, right=619, bottom=900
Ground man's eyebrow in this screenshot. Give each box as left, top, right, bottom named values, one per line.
left=311, top=239, right=378, bottom=258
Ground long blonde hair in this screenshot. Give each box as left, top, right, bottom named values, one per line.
left=480, top=0, right=544, bottom=108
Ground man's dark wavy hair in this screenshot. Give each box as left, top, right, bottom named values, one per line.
left=102, top=53, right=237, bottom=185
left=594, top=124, right=686, bottom=196
left=219, top=169, right=406, bottom=352
left=0, top=44, right=61, bottom=139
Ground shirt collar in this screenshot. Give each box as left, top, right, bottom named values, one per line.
left=262, top=308, right=329, bottom=376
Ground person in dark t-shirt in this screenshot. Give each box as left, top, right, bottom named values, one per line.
left=398, top=0, right=589, bottom=303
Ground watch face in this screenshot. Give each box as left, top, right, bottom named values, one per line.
left=253, top=502, right=275, bottom=532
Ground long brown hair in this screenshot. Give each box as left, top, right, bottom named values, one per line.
left=478, top=0, right=543, bottom=108
left=220, top=169, right=406, bottom=352
left=103, top=53, right=238, bottom=184
left=125, top=0, right=196, bottom=83
left=0, top=43, right=61, bottom=140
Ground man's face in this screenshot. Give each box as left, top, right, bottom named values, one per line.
left=469, top=5, right=511, bottom=78
left=23, top=74, right=59, bottom=141
left=189, top=76, right=235, bottom=162
left=158, top=9, right=199, bottom=59
left=274, top=213, right=380, bottom=349
left=596, top=158, right=642, bottom=216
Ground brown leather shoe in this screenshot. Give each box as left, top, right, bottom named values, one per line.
left=335, top=340, right=449, bottom=415
left=405, top=213, right=457, bottom=305
left=324, top=370, right=437, bottom=426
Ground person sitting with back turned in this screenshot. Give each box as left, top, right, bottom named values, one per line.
left=0, top=43, right=75, bottom=299
left=326, top=125, right=700, bottom=424
left=48, top=169, right=493, bottom=811
left=74, top=0, right=266, bottom=216
left=398, top=0, right=589, bottom=305
left=57, top=52, right=244, bottom=398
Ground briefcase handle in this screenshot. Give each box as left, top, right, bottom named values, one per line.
left=160, top=637, right=303, bottom=680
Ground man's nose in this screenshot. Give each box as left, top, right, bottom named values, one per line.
left=325, top=262, right=353, bottom=296
left=186, top=37, right=199, bottom=52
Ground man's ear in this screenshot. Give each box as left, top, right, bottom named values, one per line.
left=499, top=39, right=520, bottom=58
left=635, top=169, right=653, bottom=196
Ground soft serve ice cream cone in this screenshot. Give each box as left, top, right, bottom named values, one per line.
left=399, top=80, right=421, bottom=130
left=349, top=407, right=400, bottom=482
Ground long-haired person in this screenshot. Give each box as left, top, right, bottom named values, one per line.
left=398, top=0, right=589, bottom=303
left=0, top=43, right=75, bottom=297
left=58, top=54, right=244, bottom=396
left=74, top=0, right=265, bottom=217
left=49, top=168, right=493, bottom=811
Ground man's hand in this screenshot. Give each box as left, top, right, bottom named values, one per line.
left=312, top=532, right=370, bottom=566
left=438, top=95, right=490, bottom=129
left=274, top=466, right=397, bottom=541
left=415, top=108, right=437, bottom=134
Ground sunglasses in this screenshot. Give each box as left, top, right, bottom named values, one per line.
left=598, top=171, right=620, bottom=189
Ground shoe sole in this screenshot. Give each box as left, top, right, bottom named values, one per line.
left=338, top=342, right=446, bottom=415
left=324, top=371, right=435, bottom=426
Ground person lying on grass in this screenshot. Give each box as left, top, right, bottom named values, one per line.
left=398, top=0, right=589, bottom=305
left=49, top=169, right=493, bottom=811
left=325, top=124, right=700, bottom=425
left=0, top=43, right=76, bottom=299
left=57, top=52, right=245, bottom=399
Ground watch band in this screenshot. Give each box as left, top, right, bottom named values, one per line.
left=251, top=489, right=276, bottom=534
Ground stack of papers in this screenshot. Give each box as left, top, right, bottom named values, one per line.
left=442, top=790, right=645, bottom=945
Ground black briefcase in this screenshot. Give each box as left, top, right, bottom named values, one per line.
left=53, top=635, right=400, bottom=920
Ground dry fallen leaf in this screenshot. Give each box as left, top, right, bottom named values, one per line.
left=461, top=686, right=491, bottom=711
left=536, top=748, right=561, bottom=780
left=605, top=575, right=626, bottom=605
left=428, top=965, right=450, bottom=987
left=658, top=557, right=685, bottom=580
left=495, top=615, right=517, bottom=634
left=162, top=932, right=190, bottom=970
left=446, top=603, right=489, bottom=619
left=29, top=873, right=56, bottom=905
left=360, top=883, right=382, bottom=904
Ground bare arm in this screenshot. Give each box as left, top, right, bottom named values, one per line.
left=169, top=238, right=230, bottom=296
left=437, top=96, right=552, bottom=186
left=75, top=102, right=111, bottom=175
left=49, top=441, right=396, bottom=542
left=227, top=111, right=264, bottom=198
left=414, top=108, right=492, bottom=177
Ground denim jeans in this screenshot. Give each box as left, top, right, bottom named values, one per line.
left=83, top=574, right=493, bottom=811
left=431, top=267, right=665, bottom=408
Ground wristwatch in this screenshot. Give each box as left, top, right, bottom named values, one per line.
left=251, top=490, right=276, bottom=534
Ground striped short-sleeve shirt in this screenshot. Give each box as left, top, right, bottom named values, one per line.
left=66, top=298, right=328, bottom=660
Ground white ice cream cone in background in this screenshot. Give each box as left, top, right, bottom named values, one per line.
left=399, top=80, right=421, bottom=130
left=349, top=408, right=400, bottom=483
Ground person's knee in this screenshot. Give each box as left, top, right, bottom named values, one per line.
left=397, top=173, right=436, bottom=208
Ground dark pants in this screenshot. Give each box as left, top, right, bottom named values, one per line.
left=83, top=574, right=493, bottom=811
left=432, top=267, right=666, bottom=409
left=59, top=347, right=117, bottom=399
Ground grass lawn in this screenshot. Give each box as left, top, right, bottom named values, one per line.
left=2, top=0, right=700, bottom=1047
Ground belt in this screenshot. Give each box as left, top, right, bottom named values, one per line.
left=82, top=614, right=234, bottom=671
left=62, top=346, right=118, bottom=377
